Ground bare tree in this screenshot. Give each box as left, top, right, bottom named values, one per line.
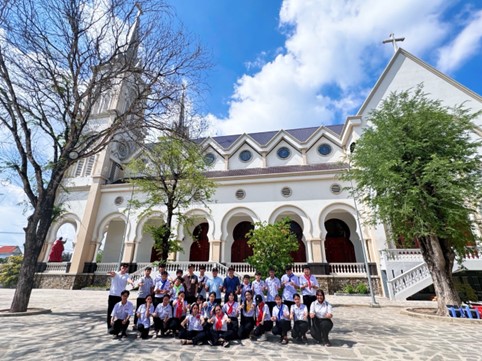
left=0, top=0, right=208, bottom=312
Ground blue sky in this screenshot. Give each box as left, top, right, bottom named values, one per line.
left=2, top=0, right=482, bottom=248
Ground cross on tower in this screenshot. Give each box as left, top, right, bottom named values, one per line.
left=382, top=33, right=405, bottom=52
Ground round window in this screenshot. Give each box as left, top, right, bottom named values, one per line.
left=330, top=184, right=342, bottom=195
left=204, top=153, right=216, bottom=165
left=239, top=150, right=252, bottom=162
left=281, top=187, right=292, bottom=198
left=235, top=189, right=246, bottom=200
left=277, top=147, right=291, bottom=159
left=318, top=143, right=332, bottom=156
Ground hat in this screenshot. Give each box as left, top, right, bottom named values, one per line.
left=255, top=294, right=263, bottom=304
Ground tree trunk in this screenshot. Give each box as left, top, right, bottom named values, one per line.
left=10, top=192, right=56, bottom=312
left=419, top=235, right=460, bottom=315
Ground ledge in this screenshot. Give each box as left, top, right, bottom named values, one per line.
left=0, top=308, right=52, bottom=317
left=402, top=308, right=482, bottom=323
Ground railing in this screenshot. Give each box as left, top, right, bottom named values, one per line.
left=329, top=263, right=367, bottom=275
left=227, top=262, right=306, bottom=275
left=387, top=262, right=430, bottom=300
left=381, top=249, right=423, bottom=262
left=94, top=263, right=118, bottom=274
left=462, top=246, right=481, bottom=260
left=44, top=262, right=69, bottom=273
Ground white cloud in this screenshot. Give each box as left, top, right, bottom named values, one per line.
left=436, top=10, right=482, bottom=73
left=207, top=0, right=476, bottom=136
left=0, top=182, right=28, bottom=249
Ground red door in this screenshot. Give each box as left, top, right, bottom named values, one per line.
left=189, top=223, right=209, bottom=261
left=289, top=221, right=307, bottom=262
left=325, top=237, right=356, bottom=263
left=231, top=221, right=254, bottom=262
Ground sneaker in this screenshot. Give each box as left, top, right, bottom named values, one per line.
left=302, top=335, right=308, bottom=343
left=207, top=340, right=214, bottom=346
left=259, top=334, right=267, bottom=342
left=223, top=340, right=230, bottom=348
left=324, top=341, right=332, bottom=347
left=181, top=339, right=187, bottom=345
left=112, top=335, right=120, bottom=340
left=121, top=333, right=127, bottom=338
left=281, top=338, right=288, bottom=345
left=250, top=333, right=257, bottom=341
left=154, top=333, right=159, bottom=339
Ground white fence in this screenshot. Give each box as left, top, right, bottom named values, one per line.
left=44, top=262, right=69, bottom=273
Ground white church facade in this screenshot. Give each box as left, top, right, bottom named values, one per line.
left=35, top=48, right=482, bottom=300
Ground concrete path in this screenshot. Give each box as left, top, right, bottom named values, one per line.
left=0, top=289, right=480, bottom=361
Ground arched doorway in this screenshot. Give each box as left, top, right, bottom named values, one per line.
left=324, top=219, right=356, bottom=262
left=189, top=223, right=209, bottom=261
left=289, top=221, right=306, bottom=262
left=231, top=221, right=254, bottom=262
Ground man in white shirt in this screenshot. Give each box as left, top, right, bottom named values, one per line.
left=281, top=265, right=299, bottom=310
left=298, top=265, right=318, bottom=328
left=109, top=290, right=134, bottom=339
left=107, top=263, right=133, bottom=330
left=265, top=268, right=281, bottom=313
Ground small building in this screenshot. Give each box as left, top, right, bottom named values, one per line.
left=0, top=246, right=23, bottom=259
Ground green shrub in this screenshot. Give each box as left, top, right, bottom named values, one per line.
left=342, top=284, right=355, bottom=294
left=355, top=283, right=369, bottom=294
left=0, top=255, right=23, bottom=288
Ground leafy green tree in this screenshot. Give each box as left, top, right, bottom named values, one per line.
left=127, top=136, right=216, bottom=262
left=246, top=218, right=299, bottom=277
left=345, top=87, right=482, bottom=314
left=0, top=256, right=23, bottom=288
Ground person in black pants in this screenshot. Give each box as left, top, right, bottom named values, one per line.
left=309, top=289, right=334, bottom=346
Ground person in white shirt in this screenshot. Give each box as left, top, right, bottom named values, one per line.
left=309, top=289, right=333, bottom=347
left=251, top=294, right=272, bottom=341
left=197, top=265, right=208, bottom=299
left=271, top=294, right=291, bottom=344
left=290, top=293, right=309, bottom=343
left=298, top=265, right=319, bottom=328
left=107, top=263, right=133, bottom=330
left=172, top=290, right=189, bottom=336
left=240, top=274, right=252, bottom=303
left=109, top=290, right=134, bottom=339
left=222, top=291, right=240, bottom=336
left=265, top=268, right=281, bottom=314
left=179, top=303, right=206, bottom=345
left=153, top=294, right=175, bottom=338
left=281, top=265, right=299, bottom=310
left=136, top=295, right=154, bottom=339
left=134, top=266, right=154, bottom=327
left=251, top=271, right=266, bottom=301
left=207, top=305, right=233, bottom=347
left=153, top=271, right=171, bottom=307
left=205, top=268, right=223, bottom=305
left=238, top=290, right=256, bottom=339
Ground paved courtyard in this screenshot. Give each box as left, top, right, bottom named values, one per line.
left=0, top=289, right=480, bottom=361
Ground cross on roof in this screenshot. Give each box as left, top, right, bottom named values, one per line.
left=382, top=33, right=405, bottom=52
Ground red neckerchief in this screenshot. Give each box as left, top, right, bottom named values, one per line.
left=256, top=302, right=265, bottom=326
left=175, top=301, right=183, bottom=318
left=304, top=274, right=312, bottom=288
left=215, top=312, right=224, bottom=330
left=227, top=301, right=234, bottom=316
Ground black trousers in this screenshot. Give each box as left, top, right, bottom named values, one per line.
left=107, top=295, right=121, bottom=329
left=283, top=300, right=295, bottom=310
left=153, top=317, right=176, bottom=334
left=210, top=329, right=234, bottom=343
left=227, top=317, right=239, bottom=338
left=266, top=301, right=276, bottom=314
left=109, top=319, right=129, bottom=336
left=179, top=329, right=206, bottom=344
left=291, top=320, right=309, bottom=338
left=272, top=319, right=291, bottom=337
left=311, top=317, right=333, bottom=343
left=137, top=324, right=150, bottom=339
left=303, top=295, right=316, bottom=327
left=238, top=316, right=255, bottom=339
left=253, top=320, right=273, bottom=336
left=134, top=297, right=147, bottom=325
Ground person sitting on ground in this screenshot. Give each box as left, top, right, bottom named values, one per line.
left=207, top=304, right=233, bottom=347
left=290, top=293, right=309, bottom=343
left=153, top=294, right=175, bottom=338
left=179, top=303, right=206, bottom=345
left=309, top=289, right=333, bottom=347
left=222, top=291, right=240, bottom=338
left=106, top=263, right=133, bottom=330
left=109, top=290, right=134, bottom=339
left=172, top=290, right=189, bottom=336
left=251, top=294, right=272, bottom=341
left=238, top=290, right=256, bottom=339
left=271, top=294, right=291, bottom=344
left=136, top=295, right=154, bottom=339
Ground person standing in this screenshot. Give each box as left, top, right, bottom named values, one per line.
left=205, top=268, right=223, bottom=305
left=298, top=265, right=318, bottom=328
left=48, top=237, right=66, bottom=262
left=109, top=290, right=134, bottom=339
left=265, top=268, right=281, bottom=313
left=183, top=264, right=199, bottom=305
left=309, top=289, right=333, bottom=346
left=223, top=267, right=240, bottom=303
left=281, top=265, right=299, bottom=310
left=251, top=271, right=266, bottom=301
left=153, top=271, right=171, bottom=308
left=134, top=266, right=154, bottom=327
left=197, top=265, right=208, bottom=299
left=107, top=263, right=133, bottom=330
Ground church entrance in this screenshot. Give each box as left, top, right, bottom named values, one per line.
left=324, top=219, right=356, bottom=263
left=231, top=221, right=254, bottom=262
left=289, top=221, right=307, bottom=263
left=189, top=223, right=209, bottom=261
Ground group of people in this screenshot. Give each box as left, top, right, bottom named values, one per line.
left=107, top=263, right=334, bottom=347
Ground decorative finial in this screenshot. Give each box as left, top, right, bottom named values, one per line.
left=382, top=33, right=405, bottom=53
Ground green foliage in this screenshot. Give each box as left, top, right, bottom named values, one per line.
left=127, top=136, right=217, bottom=261
left=342, top=284, right=355, bottom=294
left=355, top=282, right=369, bottom=294
left=340, top=282, right=368, bottom=294
left=455, top=281, right=478, bottom=302
left=145, top=223, right=183, bottom=263
left=246, top=218, right=299, bottom=278
left=95, top=249, right=103, bottom=263
left=345, top=86, right=482, bottom=254
left=0, top=255, right=23, bottom=288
